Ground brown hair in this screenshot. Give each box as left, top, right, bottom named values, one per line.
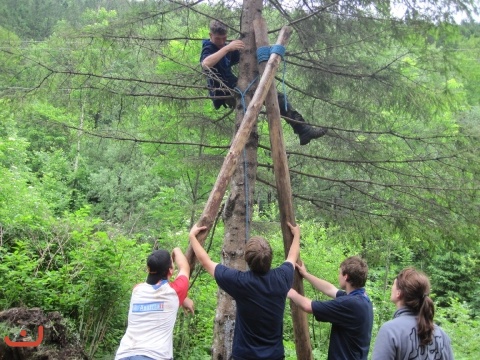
left=209, top=20, right=228, bottom=35
left=340, top=256, right=368, bottom=288
left=396, top=267, right=435, bottom=346
left=244, top=236, right=272, bottom=275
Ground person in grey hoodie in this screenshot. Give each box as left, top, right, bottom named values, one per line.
left=372, top=267, right=454, bottom=360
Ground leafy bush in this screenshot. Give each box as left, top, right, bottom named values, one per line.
left=436, top=298, right=480, bottom=359
left=0, top=207, right=150, bottom=357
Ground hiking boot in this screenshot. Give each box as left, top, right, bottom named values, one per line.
left=299, top=126, right=327, bottom=145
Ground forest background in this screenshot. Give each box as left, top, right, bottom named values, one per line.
left=0, top=0, right=479, bottom=359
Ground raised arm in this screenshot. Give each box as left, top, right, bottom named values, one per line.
left=201, top=40, right=245, bottom=69
left=188, top=224, right=218, bottom=277
left=172, top=247, right=190, bottom=279
left=296, top=262, right=339, bottom=299
left=285, top=222, right=300, bottom=265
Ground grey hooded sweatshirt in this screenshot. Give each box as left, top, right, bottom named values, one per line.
left=372, top=307, right=454, bottom=360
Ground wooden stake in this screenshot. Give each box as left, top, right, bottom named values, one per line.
left=254, top=17, right=314, bottom=360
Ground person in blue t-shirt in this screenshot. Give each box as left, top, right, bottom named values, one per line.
left=288, top=256, right=373, bottom=360
left=200, top=19, right=327, bottom=146
left=189, top=222, right=301, bottom=360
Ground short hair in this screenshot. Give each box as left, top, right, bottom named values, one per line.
left=244, top=236, right=272, bottom=274
left=146, top=250, right=172, bottom=284
left=340, top=256, right=368, bottom=288
left=396, top=267, right=435, bottom=346
left=209, top=20, right=228, bottom=35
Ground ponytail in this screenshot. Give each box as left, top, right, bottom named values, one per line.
left=417, top=294, right=435, bottom=346
left=396, top=268, right=435, bottom=346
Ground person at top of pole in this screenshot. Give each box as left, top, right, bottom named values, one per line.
left=200, top=19, right=327, bottom=146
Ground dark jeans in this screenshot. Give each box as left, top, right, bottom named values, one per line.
left=276, top=92, right=306, bottom=133
left=216, top=90, right=309, bottom=135
left=225, top=91, right=307, bottom=133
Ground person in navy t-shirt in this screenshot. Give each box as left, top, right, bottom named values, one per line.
left=189, top=222, right=301, bottom=360
left=288, top=256, right=373, bottom=360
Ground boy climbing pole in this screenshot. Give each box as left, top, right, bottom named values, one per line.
left=200, top=20, right=328, bottom=146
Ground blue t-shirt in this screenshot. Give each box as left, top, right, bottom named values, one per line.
left=312, top=288, right=373, bottom=360
left=214, top=262, right=294, bottom=360
left=200, top=39, right=240, bottom=109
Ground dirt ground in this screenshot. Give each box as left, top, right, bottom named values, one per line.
left=0, top=307, right=87, bottom=360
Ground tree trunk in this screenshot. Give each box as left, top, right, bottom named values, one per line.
left=211, top=1, right=262, bottom=359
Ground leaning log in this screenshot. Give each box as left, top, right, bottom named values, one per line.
left=254, top=17, right=314, bottom=360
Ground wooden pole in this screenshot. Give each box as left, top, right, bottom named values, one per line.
left=185, top=27, right=292, bottom=267
left=254, top=17, right=314, bottom=360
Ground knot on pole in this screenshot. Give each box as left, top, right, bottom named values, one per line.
left=234, top=77, right=259, bottom=114
left=270, top=44, right=286, bottom=58
left=256, top=45, right=288, bottom=111
left=256, top=46, right=271, bottom=63
left=256, top=45, right=286, bottom=63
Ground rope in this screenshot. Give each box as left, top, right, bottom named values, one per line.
left=234, top=78, right=258, bottom=114
left=242, top=147, right=250, bottom=244
left=256, top=45, right=288, bottom=111
left=257, top=45, right=286, bottom=61
left=234, top=81, right=257, bottom=244
left=270, top=44, right=286, bottom=58
left=256, top=46, right=271, bottom=63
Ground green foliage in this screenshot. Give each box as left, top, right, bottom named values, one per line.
left=31, top=149, right=76, bottom=214
left=0, top=103, right=53, bottom=234
left=0, top=0, right=130, bottom=40
left=173, top=276, right=217, bottom=359
left=0, top=241, right=39, bottom=307
left=0, top=0, right=59, bottom=40
left=428, top=243, right=480, bottom=312
left=436, top=298, right=480, bottom=360
left=17, top=102, right=73, bottom=153
left=0, top=206, right=150, bottom=356
left=0, top=1, right=479, bottom=358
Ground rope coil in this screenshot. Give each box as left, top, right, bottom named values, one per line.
left=270, top=44, right=286, bottom=58
left=256, top=46, right=271, bottom=63
left=256, top=45, right=286, bottom=62
left=255, top=45, right=288, bottom=111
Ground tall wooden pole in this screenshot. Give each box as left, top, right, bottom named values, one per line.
left=254, top=18, right=314, bottom=360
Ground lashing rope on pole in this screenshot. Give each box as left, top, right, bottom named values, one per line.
left=256, top=45, right=287, bottom=111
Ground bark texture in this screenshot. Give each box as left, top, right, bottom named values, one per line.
left=212, top=1, right=262, bottom=358
left=254, top=17, right=314, bottom=360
